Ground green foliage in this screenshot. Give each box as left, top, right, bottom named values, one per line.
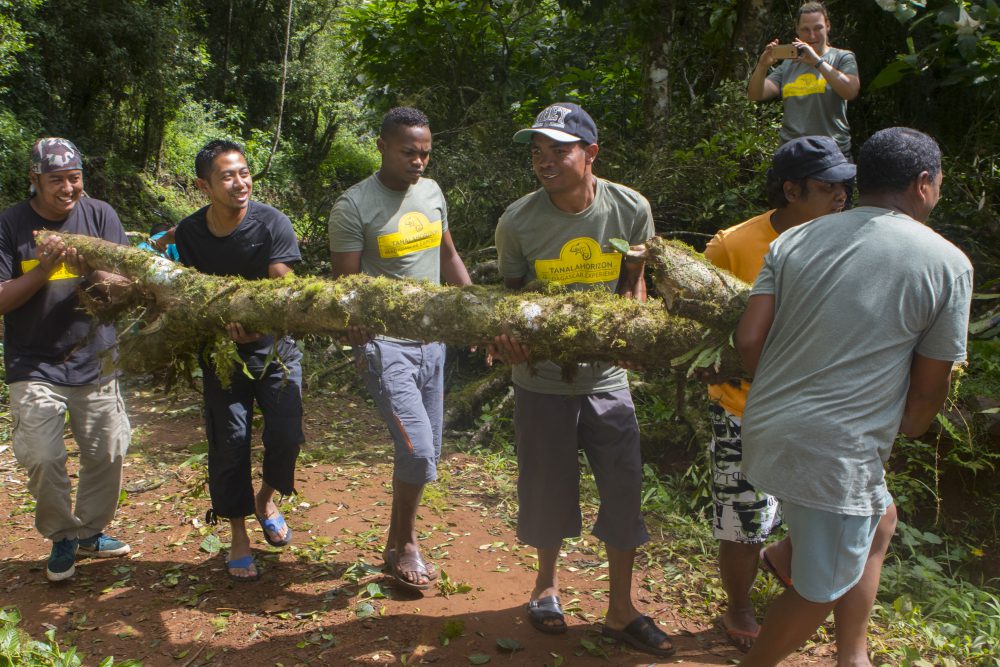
left=876, top=522, right=1000, bottom=666
left=633, top=80, right=780, bottom=234
left=319, top=132, right=379, bottom=190
left=0, top=607, right=141, bottom=666
left=0, top=1, right=40, bottom=81
left=159, top=100, right=245, bottom=181
left=0, top=105, right=37, bottom=207
left=872, top=0, right=1000, bottom=90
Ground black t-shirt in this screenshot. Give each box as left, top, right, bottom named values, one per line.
left=0, top=198, right=129, bottom=385
left=175, top=201, right=301, bottom=358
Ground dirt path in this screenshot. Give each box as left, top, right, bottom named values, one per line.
left=0, top=382, right=835, bottom=666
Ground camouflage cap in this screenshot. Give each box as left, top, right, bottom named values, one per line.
left=30, top=138, right=84, bottom=174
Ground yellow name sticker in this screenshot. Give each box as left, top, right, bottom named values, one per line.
left=377, top=212, right=443, bottom=259
left=534, top=237, right=622, bottom=285
left=20, top=259, right=81, bottom=281
left=783, top=73, right=827, bottom=98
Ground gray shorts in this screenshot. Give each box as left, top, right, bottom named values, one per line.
left=708, top=404, right=781, bottom=543
left=361, top=339, right=445, bottom=485
left=514, top=386, right=649, bottom=551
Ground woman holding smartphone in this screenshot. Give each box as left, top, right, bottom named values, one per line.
left=747, top=2, right=860, bottom=159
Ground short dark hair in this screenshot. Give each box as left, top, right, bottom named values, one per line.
left=195, top=139, right=246, bottom=180
left=797, top=1, right=829, bottom=23
left=856, top=128, right=941, bottom=196
left=765, top=170, right=810, bottom=209
left=380, top=107, right=430, bottom=139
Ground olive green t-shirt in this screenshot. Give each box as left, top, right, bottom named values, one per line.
left=328, top=174, right=448, bottom=283
left=767, top=46, right=858, bottom=154
left=495, top=178, right=654, bottom=395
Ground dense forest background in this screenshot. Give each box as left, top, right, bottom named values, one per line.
left=1, top=1, right=999, bottom=662
left=1, top=0, right=998, bottom=258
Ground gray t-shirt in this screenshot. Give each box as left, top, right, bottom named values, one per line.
left=495, top=178, right=654, bottom=395
left=328, top=174, right=448, bottom=283
left=767, top=46, right=858, bottom=153
left=742, top=206, right=972, bottom=516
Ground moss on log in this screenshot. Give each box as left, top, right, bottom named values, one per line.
left=644, top=236, right=749, bottom=330
left=43, top=232, right=744, bottom=376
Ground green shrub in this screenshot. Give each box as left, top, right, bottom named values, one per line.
left=632, top=79, right=782, bottom=237
left=159, top=99, right=245, bottom=181
left=0, top=106, right=37, bottom=208
left=319, top=132, right=379, bottom=192
left=0, top=606, right=141, bottom=666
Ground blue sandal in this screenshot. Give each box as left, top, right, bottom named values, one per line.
left=226, top=554, right=260, bottom=582
left=255, top=511, right=292, bottom=547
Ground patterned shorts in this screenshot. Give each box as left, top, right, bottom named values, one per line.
left=708, top=404, right=782, bottom=543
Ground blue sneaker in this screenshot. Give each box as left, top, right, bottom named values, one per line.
left=46, top=538, right=79, bottom=582
left=78, top=533, right=131, bottom=558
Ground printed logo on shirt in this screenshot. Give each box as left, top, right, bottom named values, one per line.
left=376, top=211, right=442, bottom=259
left=533, top=237, right=622, bottom=285
left=20, top=259, right=81, bottom=281
left=783, top=73, right=827, bottom=98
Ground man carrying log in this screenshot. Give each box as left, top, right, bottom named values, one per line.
left=0, top=138, right=132, bottom=582
left=174, top=140, right=305, bottom=582
left=490, top=103, right=673, bottom=657
left=328, top=107, right=471, bottom=592
left=703, top=135, right=856, bottom=650
left=736, top=127, right=973, bottom=666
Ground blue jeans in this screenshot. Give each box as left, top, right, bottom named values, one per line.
left=361, top=339, right=445, bottom=485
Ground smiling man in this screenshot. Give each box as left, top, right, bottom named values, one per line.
left=329, top=107, right=471, bottom=593
left=490, top=103, right=672, bottom=658
left=174, top=140, right=305, bottom=582
left=0, top=138, right=133, bottom=582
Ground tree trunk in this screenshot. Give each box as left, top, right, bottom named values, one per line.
left=254, top=0, right=294, bottom=182
left=44, top=233, right=746, bottom=377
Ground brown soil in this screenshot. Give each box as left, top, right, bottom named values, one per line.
left=0, top=381, right=835, bottom=667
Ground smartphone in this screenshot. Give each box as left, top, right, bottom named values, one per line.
left=772, top=44, right=801, bottom=59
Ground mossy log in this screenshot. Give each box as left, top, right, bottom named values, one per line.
left=643, top=237, right=750, bottom=330
left=42, top=232, right=744, bottom=375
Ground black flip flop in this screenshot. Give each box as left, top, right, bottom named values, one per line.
left=602, top=615, right=675, bottom=658
left=526, top=595, right=567, bottom=635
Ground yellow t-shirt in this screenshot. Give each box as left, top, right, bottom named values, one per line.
left=703, top=210, right=778, bottom=416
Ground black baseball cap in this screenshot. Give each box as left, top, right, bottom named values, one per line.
left=513, top=103, right=598, bottom=145
left=772, top=136, right=856, bottom=183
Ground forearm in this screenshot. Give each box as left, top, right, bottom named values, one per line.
left=441, top=252, right=472, bottom=287
left=748, top=64, right=776, bottom=102
left=899, top=370, right=952, bottom=438
left=0, top=269, right=51, bottom=315
left=734, top=294, right=775, bottom=377
left=616, top=261, right=647, bottom=301
left=816, top=62, right=859, bottom=100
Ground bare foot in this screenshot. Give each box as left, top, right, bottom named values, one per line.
left=720, top=610, right=761, bottom=651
